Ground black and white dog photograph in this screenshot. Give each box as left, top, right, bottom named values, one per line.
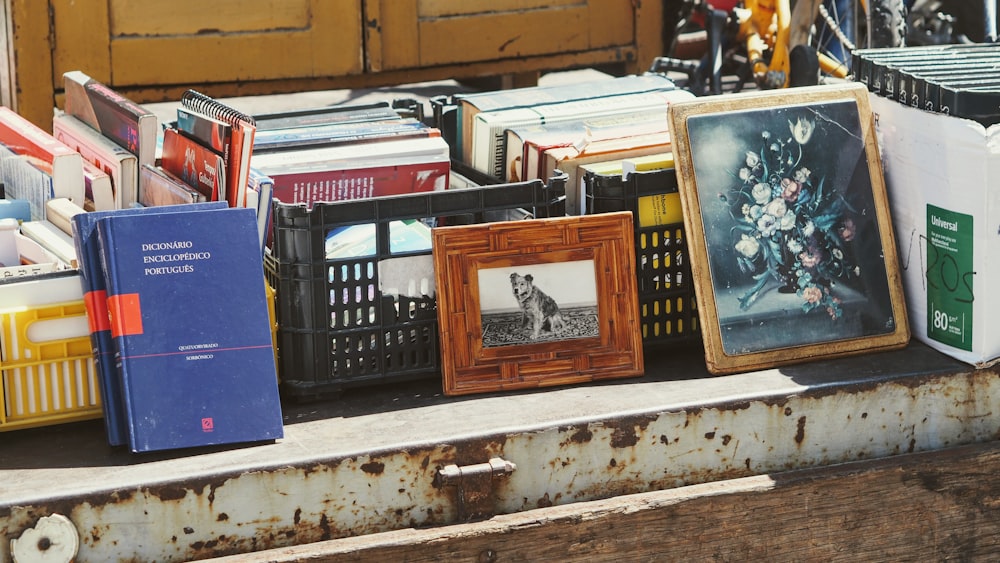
left=478, top=260, right=599, bottom=348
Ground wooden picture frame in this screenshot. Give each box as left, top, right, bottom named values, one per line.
left=433, top=212, right=643, bottom=396
left=668, top=83, right=910, bottom=374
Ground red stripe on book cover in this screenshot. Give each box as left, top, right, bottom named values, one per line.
left=84, top=289, right=110, bottom=333
left=108, top=293, right=144, bottom=338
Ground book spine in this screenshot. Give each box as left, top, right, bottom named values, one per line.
left=52, top=112, right=138, bottom=209
left=268, top=160, right=450, bottom=205
left=46, top=197, right=85, bottom=236
left=63, top=72, right=144, bottom=156
left=248, top=168, right=275, bottom=253
left=253, top=120, right=436, bottom=153
left=70, top=212, right=128, bottom=446
left=254, top=102, right=400, bottom=130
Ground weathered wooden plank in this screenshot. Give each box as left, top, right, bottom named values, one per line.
left=418, top=0, right=579, bottom=18
left=416, top=9, right=595, bottom=67
left=6, top=0, right=54, bottom=130
left=109, top=0, right=311, bottom=36
left=51, top=0, right=111, bottom=85
left=67, top=49, right=634, bottom=106
left=207, top=441, right=1000, bottom=562
left=0, top=0, right=12, bottom=109
left=109, top=26, right=363, bottom=85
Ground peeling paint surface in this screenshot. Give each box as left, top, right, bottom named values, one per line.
left=1, top=343, right=997, bottom=562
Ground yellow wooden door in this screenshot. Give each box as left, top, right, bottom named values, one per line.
left=50, top=0, right=363, bottom=88
left=366, top=0, right=639, bottom=72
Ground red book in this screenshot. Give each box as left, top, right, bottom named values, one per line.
left=179, top=90, right=256, bottom=209
left=252, top=135, right=451, bottom=206
left=0, top=106, right=85, bottom=207
left=160, top=128, right=226, bottom=202
left=266, top=160, right=450, bottom=204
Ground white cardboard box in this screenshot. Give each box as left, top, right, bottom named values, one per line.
left=871, top=94, right=1000, bottom=367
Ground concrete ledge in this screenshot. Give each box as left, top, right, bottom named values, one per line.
left=2, top=340, right=998, bottom=561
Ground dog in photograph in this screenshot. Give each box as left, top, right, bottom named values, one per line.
left=510, top=272, right=566, bottom=339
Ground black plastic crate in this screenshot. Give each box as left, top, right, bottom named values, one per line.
left=584, top=167, right=700, bottom=347
left=265, top=177, right=566, bottom=399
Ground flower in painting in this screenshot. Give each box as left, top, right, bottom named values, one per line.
left=735, top=234, right=760, bottom=258
left=781, top=177, right=801, bottom=203
left=790, top=117, right=815, bottom=144
left=802, top=220, right=815, bottom=238
left=802, top=286, right=823, bottom=304
left=779, top=210, right=796, bottom=231
left=764, top=198, right=787, bottom=219
left=839, top=218, right=856, bottom=241
left=752, top=182, right=771, bottom=204
left=799, top=248, right=821, bottom=268
left=757, top=213, right=778, bottom=237
left=727, top=113, right=861, bottom=320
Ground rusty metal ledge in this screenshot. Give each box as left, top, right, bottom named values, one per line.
left=1, top=340, right=997, bottom=562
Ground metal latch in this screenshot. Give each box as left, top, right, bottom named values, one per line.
left=435, top=457, right=516, bottom=521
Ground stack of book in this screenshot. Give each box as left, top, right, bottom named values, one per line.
left=0, top=102, right=93, bottom=275
left=445, top=73, right=695, bottom=214
left=72, top=202, right=283, bottom=452
left=249, top=100, right=450, bottom=206
left=853, top=42, right=1000, bottom=126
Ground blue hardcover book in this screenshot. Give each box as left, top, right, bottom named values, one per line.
left=72, top=201, right=229, bottom=446
left=95, top=206, right=283, bottom=452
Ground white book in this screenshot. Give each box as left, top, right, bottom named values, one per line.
left=19, top=219, right=79, bottom=268
left=471, top=88, right=694, bottom=179
left=0, top=106, right=85, bottom=207
left=251, top=135, right=450, bottom=173
left=52, top=110, right=139, bottom=209
left=81, top=159, right=115, bottom=211
left=45, top=197, right=86, bottom=236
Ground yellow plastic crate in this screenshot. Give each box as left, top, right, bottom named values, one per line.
left=1, top=295, right=102, bottom=431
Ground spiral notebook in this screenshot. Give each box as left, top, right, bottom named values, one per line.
left=179, top=90, right=257, bottom=208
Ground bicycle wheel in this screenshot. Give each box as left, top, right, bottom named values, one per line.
left=795, top=0, right=907, bottom=83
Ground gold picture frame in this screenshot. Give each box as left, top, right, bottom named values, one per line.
left=668, top=83, right=910, bottom=375
left=432, top=212, right=643, bottom=396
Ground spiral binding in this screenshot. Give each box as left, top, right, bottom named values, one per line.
left=180, top=89, right=256, bottom=127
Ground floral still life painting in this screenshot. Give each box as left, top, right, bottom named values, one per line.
left=668, top=84, right=909, bottom=374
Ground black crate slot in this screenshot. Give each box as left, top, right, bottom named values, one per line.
left=266, top=176, right=566, bottom=399
left=585, top=167, right=700, bottom=348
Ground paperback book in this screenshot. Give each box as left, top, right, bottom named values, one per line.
left=179, top=90, right=256, bottom=208
left=52, top=110, right=139, bottom=210
left=0, top=106, right=85, bottom=207
left=93, top=205, right=282, bottom=452
left=453, top=73, right=679, bottom=162
left=139, top=164, right=208, bottom=207
left=253, top=101, right=402, bottom=131
left=470, top=88, right=693, bottom=179
left=62, top=70, right=158, bottom=187
left=252, top=118, right=438, bottom=153
left=160, top=128, right=227, bottom=202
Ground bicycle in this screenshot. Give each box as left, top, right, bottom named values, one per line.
left=655, top=0, right=908, bottom=94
